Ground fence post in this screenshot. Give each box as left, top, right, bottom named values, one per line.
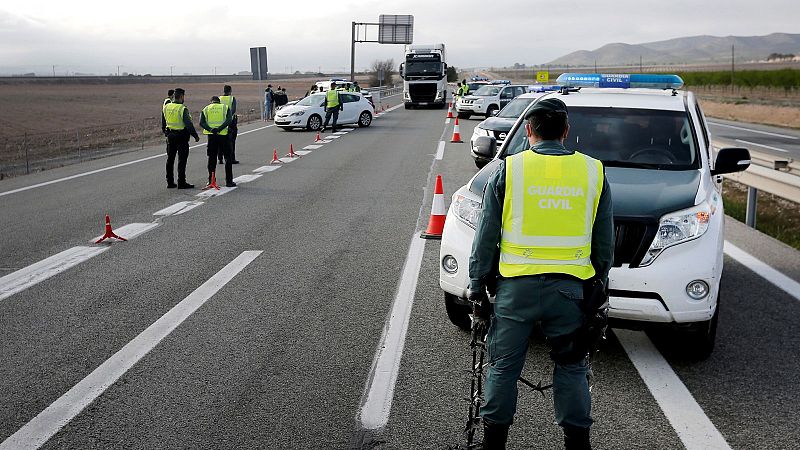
left=76, top=131, right=81, bottom=162
left=24, top=132, right=30, bottom=174
left=141, top=118, right=146, bottom=150
left=745, top=186, right=758, bottom=228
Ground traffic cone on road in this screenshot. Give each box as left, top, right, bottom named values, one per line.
left=446, top=102, right=454, bottom=119
left=314, top=131, right=322, bottom=142
left=95, top=215, right=127, bottom=243
left=270, top=147, right=282, bottom=164
left=420, top=175, right=447, bottom=240
left=286, top=144, right=300, bottom=158
left=450, top=117, right=463, bottom=143
left=203, top=171, right=220, bottom=190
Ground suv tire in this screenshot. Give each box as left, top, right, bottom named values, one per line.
left=445, top=292, right=471, bottom=331
left=680, top=292, right=720, bottom=361
left=486, top=105, right=498, bottom=117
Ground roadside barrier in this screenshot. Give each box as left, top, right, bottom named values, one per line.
left=95, top=215, right=127, bottom=244
left=451, top=118, right=463, bottom=143
left=421, top=175, right=447, bottom=240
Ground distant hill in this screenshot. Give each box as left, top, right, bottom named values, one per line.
left=548, top=32, right=800, bottom=66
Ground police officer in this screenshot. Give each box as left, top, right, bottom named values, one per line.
left=219, top=85, right=240, bottom=165
left=468, top=97, right=614, bottom=449
left=163, top=89, right=175, bottom=106
left=161, top=87, right=199, bottom=189
left=352, top=81, right=361, bottom=92
left=462, top=79, right=470, bottom=95
left=322, top=82, right=343, bottom=132
left=200, top=96, right=235, bottom=187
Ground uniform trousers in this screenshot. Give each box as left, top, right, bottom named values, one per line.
left=206, top=134, right=232, bottom=184
left=166, top=130, right=190, bottom=185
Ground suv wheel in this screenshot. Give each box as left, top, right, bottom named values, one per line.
left=445, top=292, right=471, bottom=331
left=680, top=292, right=720, bottom=360
left=306, top=114, right=322, bottom=131
left=358, top=111, right=372, bottom=127
left=486, top=105, right=498, bottom=117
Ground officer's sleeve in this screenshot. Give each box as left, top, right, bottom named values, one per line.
left=468, top=163, right=505, bottom=292
left=590, top=176, right=614, bottom=282
left=183, top=108, right=199, bottom=140
left=230, top=97, right=237, bottom=115
left=161, top=111, right=167, bottom=134
left=199, top=111, right=211, bottom=132
left=219, top=107, right=233, bottom=129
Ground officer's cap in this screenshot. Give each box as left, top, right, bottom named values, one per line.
left=525, top=98, right=568, bottom=119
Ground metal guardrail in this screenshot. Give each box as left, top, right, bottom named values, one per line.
left=714, top=140, right=800, bottom=228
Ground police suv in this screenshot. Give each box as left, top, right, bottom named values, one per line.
left=456, top=84, right=530, bottom=119
left=440, top=74, right=751, bottom=359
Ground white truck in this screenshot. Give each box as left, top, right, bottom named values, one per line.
left=399, top=44, right=448, bottom=109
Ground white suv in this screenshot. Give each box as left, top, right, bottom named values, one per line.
left=439, top=74, right=752, bottom=359
left=456, top=84, right=529, bottom=119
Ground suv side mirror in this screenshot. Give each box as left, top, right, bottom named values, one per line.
left=710, top=147, right=751, bottom=176
left=474, top=136, right=497, bottom=159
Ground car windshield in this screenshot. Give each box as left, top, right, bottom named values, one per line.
left=468, top=83, right=486, bottom=91
left=296, top=94, right=325, bottom=107
left=497, top=97, right=535, bottom=118
left=503, top=106, right=699, bottom=170
left=473, top=86, right=501, bottom=96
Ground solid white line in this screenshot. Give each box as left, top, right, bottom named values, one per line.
left=359, top=236, right=427, bottom=430
left=0, top=246, right=109, bottom=302
left=91, top=222, right=159, bottom=243
left=0, top=125, right=274, bottom=198
left=435, top=141, right=445, bottom=160
left=724, top=241, right=800, bottom=301
left=708, top=121, right=798, bottom=140
left=0, top=251, right=262, bottom=450
left=735, top=139, right=789, bottom=153
left=153, top=200, right=204, bottom=217
left=616, top=330, right=732, bottom=450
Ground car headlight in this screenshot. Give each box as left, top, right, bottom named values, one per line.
left=640, top=202, right=712, bottom=266
left=289, top=111, right=305, bottom=117
left=452, top=194, right=482, bottom=229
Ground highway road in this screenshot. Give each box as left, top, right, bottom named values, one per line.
left=1, top=96, right=799, bottom=449
left=709, top=118, right=800, bottom=161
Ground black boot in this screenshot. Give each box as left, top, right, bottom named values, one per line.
left=482, top=420, right=509, bottom=450
left=563, top=425, right=591, bottom=450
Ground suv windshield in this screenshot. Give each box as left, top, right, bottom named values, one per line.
left=497, top=97, right=535, bottom=118
left=473, top=86, right=501, bottom=96
left=297, top=94, right=325, bottom=107
left=504, top=106, right=699, bottom=170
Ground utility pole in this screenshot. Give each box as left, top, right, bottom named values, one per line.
left=350, top=21, right=356, bottom=82
left=594, top=59, right=597, bottom=73
left=731, top=44, right=735, bottom=94
left=52, top=65, right=56, bottom=77
left=640, top=55, right=643, bottom=73
left=170, top=66, right=174, bottom=78
left=117, top=65, right=120, bottom=76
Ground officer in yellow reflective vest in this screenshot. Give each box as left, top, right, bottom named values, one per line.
left=219, top=85, right=240, bottom=165
left=468, top=97, right=614, bottom=449
left=200, top=96, right=235, bottom=187
left=163, top=89, right=174, bottom=106
left=322, top=82, right=343, bottom=132
left=161, top=87, right=200, bottom=189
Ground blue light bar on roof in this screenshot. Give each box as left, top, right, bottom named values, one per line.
left=528, top=85, right=561, bottom=93
left=556, top=73, right=684, bottom=89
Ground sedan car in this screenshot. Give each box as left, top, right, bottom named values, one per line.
left=274, top=92, right=374, bottom=131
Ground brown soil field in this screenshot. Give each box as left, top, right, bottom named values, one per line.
left=700, top=100, right=800, bottom=129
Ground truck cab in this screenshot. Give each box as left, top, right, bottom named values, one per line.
left=400, top=44, right=448, bottom=109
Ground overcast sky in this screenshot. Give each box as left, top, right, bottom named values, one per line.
left=1, top=0, right=798, bottom=76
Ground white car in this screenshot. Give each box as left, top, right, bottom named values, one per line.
left=456, top=84, right=529, bottom=119
left=440, top=74, right=752, bottom=359
left=274, top=92, right=374, bottom=131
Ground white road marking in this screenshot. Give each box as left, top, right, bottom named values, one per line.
left=318, top=139, right=333, bottom=144
left=0, top=251, right=262, bottom=450
left=294, top=150, right=312, bottom=156
left=616, top=330, right=732, bottom=450
left=253, top=166, right=281, bottom=173
left=0, top=246, right=109, bottom=303
left=735, top=139, right=789, bottom=153
left=91, top=222, right=159, bottom=243
left=153, top=201, right=204, bottom=217
left=303, top=145, right=323, bottom=150
left=708, top=121, right=798, bottom=140
left=324, top=135, right=341, bottom=139
left=195, top=186, right=237, bottom=198
left=0, top=125, right=273, bottom=198
left=724, top=241, right=800, bottom=301
left=359, top=236, right=427, bottom=430
left=232, top=174, right=262, bottom=184
left=445, top=118, right=451, bottom=124
left=334, top=131, right=349, bottom=135
left=435, top=141, right=445, bottom=160
left=277, top=157, right=297, bottom=164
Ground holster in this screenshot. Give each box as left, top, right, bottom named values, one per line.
left=549, top=278, right=609, bottom=365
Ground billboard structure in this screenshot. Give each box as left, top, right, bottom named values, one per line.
left=249, top=47, right=268, bottom=81
left=350, top=15, right=414, bottom=82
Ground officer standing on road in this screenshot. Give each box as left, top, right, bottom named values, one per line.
left=219, top=85, right=240, bottom=165
left=462, top=79, right=470, bottom=95
left=200, top=96, right=235, bottom=187
left=322, top=81, right=343, bottom=133
left=468, top=97, right=614, bottom=449
left=161, top=87, right=199, bottom=189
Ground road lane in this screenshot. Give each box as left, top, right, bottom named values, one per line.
left=708, top=118, right=800, bottom=160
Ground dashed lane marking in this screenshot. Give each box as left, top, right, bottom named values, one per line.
left=445, top=118, right=451, bottom=124
left=0, top=125, right=274, bottom=198
left=617, top=330, right=732, bottom=450
left=294, top=150, right=312, bottom=156
left=0, top=246, right=109, bottom=303
left=0, top=251, right=263, bottom=450
left=324, top=135, right=341, bottom=139
left=303, top=145, right=323, bottom=150
left=318, top=140, right=333, bottom=144
left=153, top=201, right=204, bottom=217
left=724, top=241, right=800, bottom=301
left=277, top=157, right=297, bottom=164
left=253, top=166, right=281, bottom=174
left=334, top=131, right=350, bottom=135
left=232, top=174, right=262, bottom=184
left=195, top=186, right=237, bottom=198
left=435, top=141, right=445, bottom=160
left=735, top=139, right=789, bottom=153
left=708, top=121, right=798, bottom=140
left=91, top=222, right=159, bottom=243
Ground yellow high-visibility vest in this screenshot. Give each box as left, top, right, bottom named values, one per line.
left=163, top=98, right=171, bottom=106
left=219, top=95, right=234, bottom=111
left=499, top=150, right=604, bottom=280
left=201, top=103, right=229, bottom=135
left=326, top=89, right=340, bottom=108
left=163, top=103, right=187, bottom=130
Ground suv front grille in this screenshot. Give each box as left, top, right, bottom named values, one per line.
left=492, top=130, right=508, bottom=141
left=613, top=219, right=658, bottom=268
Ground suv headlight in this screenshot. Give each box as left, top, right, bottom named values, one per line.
left=640, top=202, right=712, bottom=266
left=453, top=194, right=482, bottom=229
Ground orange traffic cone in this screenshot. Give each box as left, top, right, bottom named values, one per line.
left=203, top=171, right=220, bottom=190
left=450, top=117, right=463, bottom=143
left=95, top=215, right=127, bottom=243
left=314, top=131, right=322, bottom=142
left=420, top=175, right=447, bottom=240
left=286, top=144, right=300, bottom=158
left=270, top=147, right=282, bottom=164
left=446, top=102, right=454, bottom=119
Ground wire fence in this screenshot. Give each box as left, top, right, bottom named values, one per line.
left=0, top=102, right=263, bottom=179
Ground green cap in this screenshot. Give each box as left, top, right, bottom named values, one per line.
left=525, top=97, right=568, bottom=119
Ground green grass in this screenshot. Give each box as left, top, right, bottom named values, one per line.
left=722, top=181, right=800, bottom=250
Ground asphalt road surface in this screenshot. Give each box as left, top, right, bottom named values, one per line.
left=708, top=118, right=800, bottom=161
left=1, top=98, right=799, bottom=449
